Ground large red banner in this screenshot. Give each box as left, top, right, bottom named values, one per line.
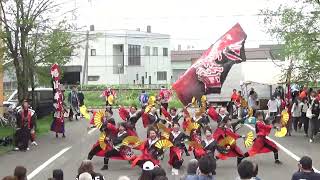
left=173, top=23, right=247, bottom=105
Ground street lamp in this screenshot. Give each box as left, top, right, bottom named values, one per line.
left=117, top=64, right=122, bottom=93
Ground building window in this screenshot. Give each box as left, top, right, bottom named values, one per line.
left=128, top=45, right=141, bottom=65
left=145, top=72, right=147, bottom=78
left=145, top=46, right=150, bottom=56
left=136, top=73, right=139, bottom=80
left=88, top=76, right=100, bottom=81
left=157, top=71, right=167, bottom=81
left=163, top=48, right=168, bottom=56
left=153, top=47, right=158, bottom=56
left=90, top=49, right=96, bottom=56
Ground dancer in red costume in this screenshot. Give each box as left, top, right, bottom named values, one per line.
left=131, top=126, right=164, bottom=168
left=168, top=122, right=190, bottom=175
left=88, top=122, right=137, bottom=170
left=242, top=111, right=282, bottom=164
left=214, top=117, right=245, bottom=165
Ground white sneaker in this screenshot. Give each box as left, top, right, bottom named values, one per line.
left=14, top=147, right=19, bottom=151
left=31, top=141, right=38, bottom=146
left=309, top=139, right=313, bottom=143
left=171, top=168, right=179, bottom=175
left=26, top=148, right=30, bottom=151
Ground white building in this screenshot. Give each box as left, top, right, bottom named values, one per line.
left=66, top=26, right=172, bottom=85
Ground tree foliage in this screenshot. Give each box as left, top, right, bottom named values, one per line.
left=261, top=0, right=320, bottom=84
left=0, top=0, right=78, bottom=102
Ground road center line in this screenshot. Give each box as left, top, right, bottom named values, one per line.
left=27, top=146, right=72, bottom=180
left=88, top=128, right=97, bottom=135
left=244, top=124, right=319, bottom=173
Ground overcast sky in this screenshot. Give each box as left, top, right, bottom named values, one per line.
left=62, top=0, right=290, bottom=49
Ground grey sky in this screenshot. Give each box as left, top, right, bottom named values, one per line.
left=64, top=0, right=289, bottom=49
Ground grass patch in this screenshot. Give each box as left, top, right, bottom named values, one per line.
left=36, top=115, right=53, bottom=135
left=74, top=90, right=184, bottom=108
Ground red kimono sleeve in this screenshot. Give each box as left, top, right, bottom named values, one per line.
left=119, top=107, right=129, bottom=121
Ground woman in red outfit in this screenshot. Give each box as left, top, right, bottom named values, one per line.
left=214, top=118, right=244, bottom=165
left=131, top=126, right=164, bottom=168
left=242, top=111, right=282, bottom=164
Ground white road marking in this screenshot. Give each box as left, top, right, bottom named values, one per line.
left=27, top=146, right=72, bottom=180
left=88, top=128, right=97, bottom=135
left=245, top=124, right=319, bottom=173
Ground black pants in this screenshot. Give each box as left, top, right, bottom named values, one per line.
left=88, top=145, right=110, bottom=165
left=292, top=117, right=301, bottom=131
left=301, top=113, right=309, bottom=135
left=15, top=128, right=31, bottom=150
left=309, top=117, right=319, bottom=140
left=104, top=149, right=121, bottom=165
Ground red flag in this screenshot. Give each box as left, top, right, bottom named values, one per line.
left=173, top=23, right=247, bottom=105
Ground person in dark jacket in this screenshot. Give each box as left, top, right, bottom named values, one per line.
left=14, top=101, right=37, bottom=151
left=291, top=156, right=320, bottom=180
left=308, top=91, right=320, bottom=143
left=101, top=122, right=129, bottom=170
left=68, top=86, right=80, bottom=121
left=180, top=159, right=199, bottom=180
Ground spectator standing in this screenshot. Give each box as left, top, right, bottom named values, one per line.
left=14, top=100, right=37, bottom=151
left=78, top=89, right=85, bottom=107
left=159, top=86, right=171, bottom=115
left=184, top=155, right=215, bottom=180
left=76, top=160, right=105, bottom=180
left=299, top=86, right=308, bottom=100
left=180, top=159, right=199, bottom=180
left=152, top=167, right=167, bottom=179
left=291, top=156, right=320, bottom=180
left=308, top=91, right=320, bottom=143
left=138, top=161, right=154, bottom=180
left=237, top=160, right=254, bottom=180
left=52, top=169, right=63, bottom=180
left=13, top=166, right=27, bottom=180
left=291, top=99, right=302, bottom=133
left=300, top=98, right=309, bottom=137
left=78, top=172, right=92, bottom=180
left=139, top=90, right=149, bottom=108
left=267, top=96, right=278, bottom=123
left=68, top=86, right=80, bottom=121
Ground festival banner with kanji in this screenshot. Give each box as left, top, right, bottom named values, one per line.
left=173, top=23, right=247, bottom=105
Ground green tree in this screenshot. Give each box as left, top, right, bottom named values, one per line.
left=0, top=0, right=78, bottom=103
left=261, top=0, right=320, bottom=85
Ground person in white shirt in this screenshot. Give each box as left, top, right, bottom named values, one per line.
left=291, top=98, right=302, bottom=133
left=300, top=98, right=309, bottom=136
left=267, top=96, right=278, bottom=122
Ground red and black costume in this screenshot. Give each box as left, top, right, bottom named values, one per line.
left=131, top=138, right=164, bottom=168
left=168, top=131, right=190, bottom=169
left=188, top=129, right=202, bottom=159
left=88, top=123, right=137, bottom=170
left=213, top=127, right=244, bottom=165
left=244, top=120, right=280, bottom=162
left=15, top=107, right=37, bottom=150
left=119, top=107, right=143, bottom=130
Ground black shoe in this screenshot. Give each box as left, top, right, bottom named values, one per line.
left=101, top=165, right=108, bottom=170
left=62, top=134, right=66, bottom=138
left=275, top=160, right=282, bottom=164
left=56, top=134, right=58, bottom=138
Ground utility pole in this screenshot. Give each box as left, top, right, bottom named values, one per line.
left=82, top=30, right=89, bottom=86
left=0, top=7, right=4, bottom=116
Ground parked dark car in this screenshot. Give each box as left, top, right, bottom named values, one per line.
left=4, top=88, right=53, bottom=118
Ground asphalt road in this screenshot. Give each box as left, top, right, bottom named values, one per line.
left=1, top=110, right=320, bottom=180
